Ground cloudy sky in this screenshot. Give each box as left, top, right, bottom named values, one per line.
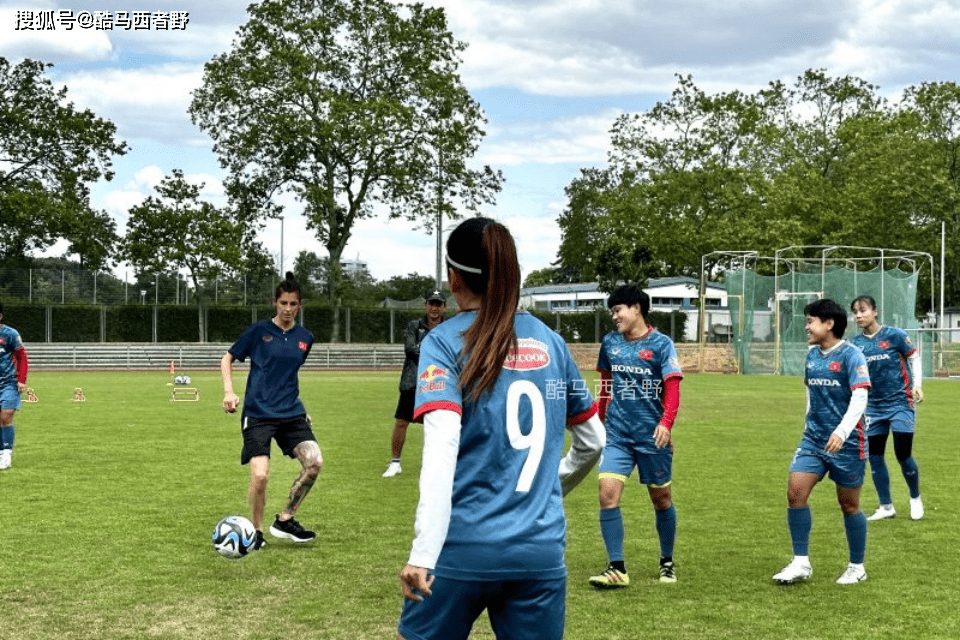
left=2, top=0, right=960, bottom=284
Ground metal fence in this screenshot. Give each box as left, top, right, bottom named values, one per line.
left=0, top=267, right=277, bottom=306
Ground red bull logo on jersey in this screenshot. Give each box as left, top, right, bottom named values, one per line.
left=503, top=338, right=550, bottom=371
left=419, top=364, right=449, bottom=392
left=829, top=362, right=842, bottom=372
left=879, top=340, right=890, bottom=349
left=638, top=349, right=654, bottom=360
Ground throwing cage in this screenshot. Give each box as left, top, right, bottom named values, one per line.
left=703, top=246, right=935, bottom=375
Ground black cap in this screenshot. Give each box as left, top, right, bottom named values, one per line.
left=426, top=290, right=446, bottom=304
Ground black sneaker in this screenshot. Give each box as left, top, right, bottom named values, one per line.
left=269, top=515, right=316, bottom=543
left=659, top=559, right=677, bottom=583
left=253, top=530, right=267, bottom=550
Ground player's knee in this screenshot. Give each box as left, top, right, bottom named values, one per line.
left=651, top=495, right=672, bottom=511
left=786, top=489, right=807, bottom=508
left=394, top=419, right=409, bottom=431
left=250, top=469, right=269, bottom=489
left=305, top=458, right=322, bottom=478
left=838, top=501, right=860, bottom=515
left=598, top=489, right=621, bottom=509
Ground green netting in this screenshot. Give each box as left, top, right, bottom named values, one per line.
left=724, top=265, right=919, bottom=375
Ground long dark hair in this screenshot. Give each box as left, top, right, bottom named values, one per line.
left=446, top=217, right=521, bottom=401
left=274, top=272, right=302, bottom=300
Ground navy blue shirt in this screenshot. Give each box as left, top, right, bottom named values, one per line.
left=229, top=320, right=315, bottom=419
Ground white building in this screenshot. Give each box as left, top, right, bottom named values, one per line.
left=339, top=256, right=368, bottom=279
left=520, top=277, right=727, bottom=312
left=519, top=277, right=731, bottom=342
left=941, top=307, right=960, bottom=343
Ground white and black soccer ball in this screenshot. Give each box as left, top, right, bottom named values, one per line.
left=174, top=375, right=192, bottom=385
left=211, top=515, right=257, bottom=558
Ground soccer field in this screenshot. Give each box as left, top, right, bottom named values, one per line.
left=0, top=371, right=957, bottom=640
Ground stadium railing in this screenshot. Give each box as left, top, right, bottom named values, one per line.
left=26, top=343, right=406, bottom=371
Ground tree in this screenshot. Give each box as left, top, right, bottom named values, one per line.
left=380, top=272, right=438, bottom=301
left=190, top=0, right=501, bottom=341
left=292, top=250, right=326, bottom=300
left=556, top=71, right=902, bottom=287
left=0, top=57, right=127, bottom=262
left=522, top=267, right=558, bottom=289
left=122, top=169, right=265, bottom=338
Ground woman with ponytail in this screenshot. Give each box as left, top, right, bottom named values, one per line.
left=220, top=272, right=322, bottom=549
left=397, top=217, right=606, bottom=640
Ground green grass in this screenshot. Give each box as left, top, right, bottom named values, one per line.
left=1, top=371, right=957, bottom=639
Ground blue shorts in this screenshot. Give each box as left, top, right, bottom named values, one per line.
left=398, top=575, right=566, bottom=640
left=789, top=441, right=865, bottom=488
left=598, top=440, right=672, bottom=487
left=865, top=410, right=915, bottom=437
left=0, top=384, right=21, bottom=411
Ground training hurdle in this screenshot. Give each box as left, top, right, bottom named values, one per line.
left=25, top=388, right=39, bottom=403
left=171, top=387, right=199, bottom=402
left=73, top=388, right=86, bottom=402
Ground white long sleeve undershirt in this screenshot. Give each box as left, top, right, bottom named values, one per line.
left=832, top=387, right=869, bottom=442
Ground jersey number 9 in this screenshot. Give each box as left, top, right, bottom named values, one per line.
left=506, top=380, right=547, bottom=493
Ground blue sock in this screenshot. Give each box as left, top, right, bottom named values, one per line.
left=0, top=425, right=13, bottom=450
left=599, top=507, right=625, bottom=563
left=787, top=506, right=812, bottom=556
left=844, top=511, right=868, bottom=564
left=869, top=454, right=892, bottom=505
left=899, top=457, right=921, bottom=499
left=655, top=504, right=677, bottom=559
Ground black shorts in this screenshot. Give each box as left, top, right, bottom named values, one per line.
left=395, top=389, right=416, bottom=421
left=240, top=414, right=316, bottom=465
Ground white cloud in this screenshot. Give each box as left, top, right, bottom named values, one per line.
left=0, top=5, right=115, bottom=62
left=57, top=64, right=206, bottom=146
left=483, top=110, right=618, bottom=165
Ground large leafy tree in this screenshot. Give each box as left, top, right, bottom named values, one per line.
left=558, top=70, right=959, bottom=309
left=190, top=0, right=502, bottom=341
left=0, top=57, right=127, bottom=266
left=122, top=169, right=266, bottom=338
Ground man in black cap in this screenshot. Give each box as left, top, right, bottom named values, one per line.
left=383, top=290, right=446, bottom=477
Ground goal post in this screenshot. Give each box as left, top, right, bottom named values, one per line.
left=702, top=245, right=935, bottom=376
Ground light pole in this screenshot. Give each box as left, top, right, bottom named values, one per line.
left=435, top=147, right=443, bottom=290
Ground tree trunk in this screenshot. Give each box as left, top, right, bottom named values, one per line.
left=326, top=247, right=345, bottom=343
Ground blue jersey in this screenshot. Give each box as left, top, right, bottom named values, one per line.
left=414, top=311, right=596, bottom=581
left=850, top=326, right=916, bottom=418
left=596, top=328, right=683, bottom=453
left=229, top=320, right=314, bottom=419
left=0, top=324, right=25, bottom=388
left=803, top=341, right=871, bottom=450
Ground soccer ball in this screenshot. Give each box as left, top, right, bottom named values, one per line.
left=174, top=375, right=192, bottom=385
left=211, top=515, right=258, bottom=558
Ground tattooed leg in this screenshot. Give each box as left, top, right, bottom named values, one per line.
left=281, top=440, right=322, bottom=517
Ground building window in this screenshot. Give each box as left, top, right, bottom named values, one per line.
left=652, top=297, right=683, bottom=306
